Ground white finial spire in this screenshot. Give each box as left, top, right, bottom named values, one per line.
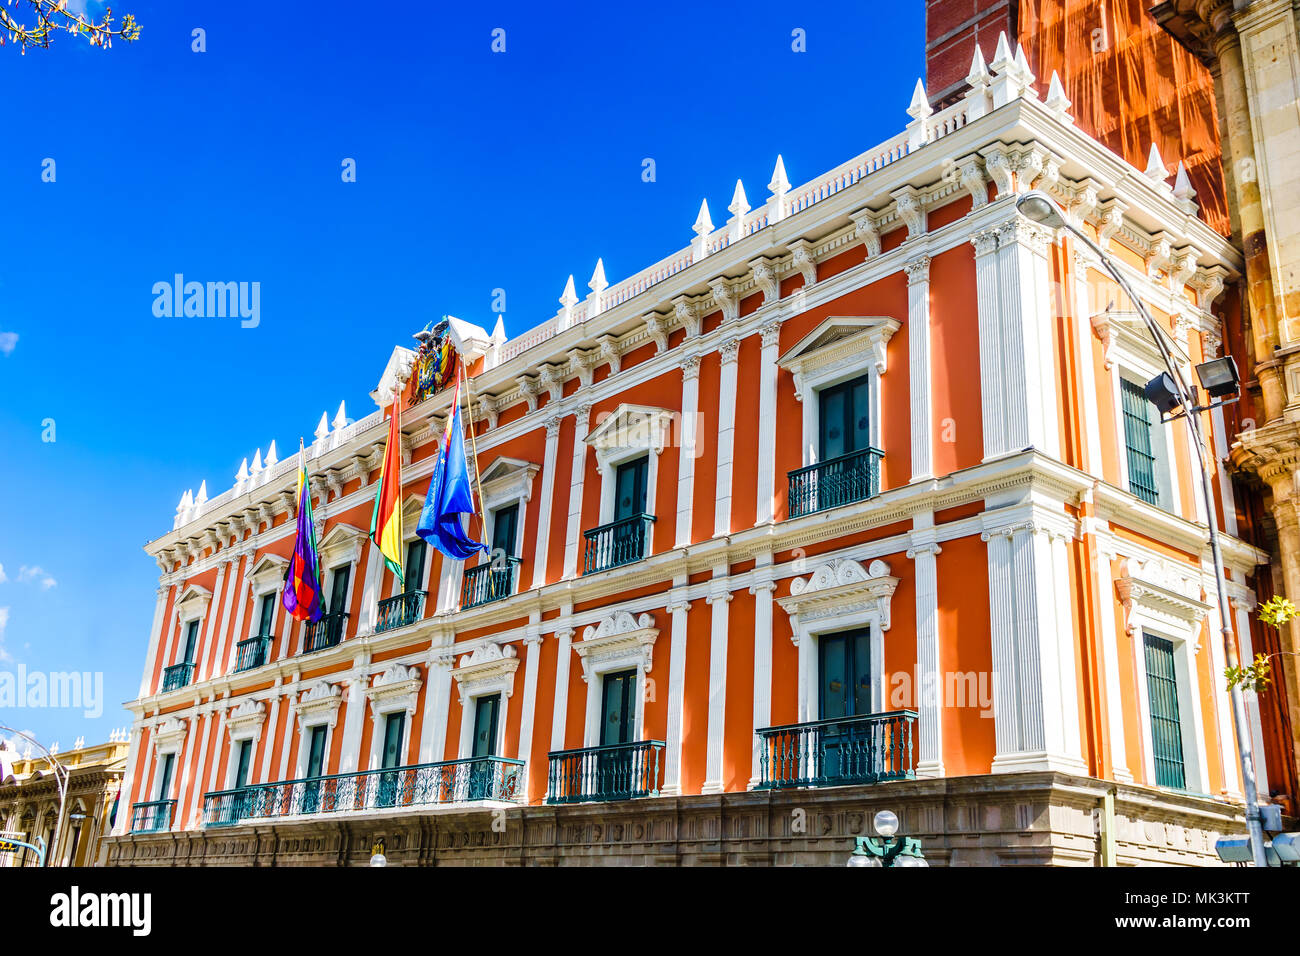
left=332, top=401, right=348, bottom=432
left=1173, top=161, right=1198, bottom=212
left=177, top=490, right=190, bottom=512
left=195, top=481, right=208, bottom=505
left=558, top=275, right=578, bottom=329
left=587, top=259, right=608, bottom=319
left=1045, top=70, right=1071, bottom=114
left=991, top=31, right=1014, bottom=71
left=967, top=43, right=991, bottom=85
left=693, top=199, right=713, bottom=236
left=1013, top=43, right=1036, bottom=88
left=250, top=448, right=263, bottom=474
left=767, top=156, right=790, bottom=224
left=1144, top=142, right=1168, bottom=181
left=491, top=315, right=506, bottom=343
left=314, top=413, right=330, bottom=443
left=907, top=78, right=933, bottom=120
left=236, top=458, right=249, bottom=483
left=264, top=440, right=278, bottom=469
left=728, top=180, right=750, bottom=242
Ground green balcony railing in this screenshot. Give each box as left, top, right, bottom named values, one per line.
left=582, top=513, right=655, bottom=575
left=161, top=662, right=194, bottom=692
left=546, top=740, right=665, bottom=804
left=376, top=590, right=427, bottom=632
left=234, top=634, right=271, bottom=672
left=461, top=558, right=521, bottom=609
left=130, top=799, right=176, bottom=833
left=200, top=756, right=526, bottom=827
left=787, top=447, right=883, bottom=518
left=304, top=611, right=348, bottom=653
left=756, top=710, right=916, bottom=789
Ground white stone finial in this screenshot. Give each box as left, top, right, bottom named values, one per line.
left=250, top=448, right=263, bottom=475
left=314, top=413, right=330, bottom=443
left=1045, top=70, right=1071, bottom=114
left=1013, top=43, right=1036, bottom=88
left=693, top=199, right=714, bottom=237
left=491, top=315, right=506, bottom=344
left=1173, top=161, right=1198, bottom=213
left=195, top=481, right=208, bottom=505
left=728, top=180, right=750, bottom=242
left=767, top=155, right=790, bottom=224
left=332, top=401, right=348, bottom=432
left=236, top=458, right=249, bottom=484
left=264, top=440, right=278, bottom=469
left=907, top=78, right=933, bottom=120
left=176, top=490, right=189, bottom=512
left=559, top=274, right=578, bottom=310
left=588, top=258, right=607, bottom=295
left=1144, top=142, right=1168, bottom=181
left=967, top=43, right=991, bottom=86
left=991, top=31, right=1014, bottom=71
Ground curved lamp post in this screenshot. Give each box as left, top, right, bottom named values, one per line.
left=847, top=810, right=929, bottom=867
left=1015, top=190, right=1267, bottom=868
left=0, top=725, right=70, bottom=868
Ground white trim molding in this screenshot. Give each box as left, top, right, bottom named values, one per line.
left=574, top=611, right=659, bottom=747
left=225, top=699, right=267, bottom=743
left=586, top=403, right=674, bottom=525
left=451, top=643, right=521, bottom=706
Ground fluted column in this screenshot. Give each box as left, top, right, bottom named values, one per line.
left=530, top=417, right=563, bottom=587
left=418, top=651, right=454, bottom=764
left=675, top=356, right=702, bottom=546
left=562, top=405, right=593, bottom=578
left=748, top=572, right=776, bottom=788
left=755, top=321, right=782, bottom=524
left=905, top=255, right=933, bottom=481
left=971, top=228, right=1006, bottom=460
left=337, top=673, right=368, bottom=774
left=701, top=576, right=732, bottom=794
left=516, top=627, right=544, bottom=769
left=663, top=591, right=692, bottom=795
left=714, top=338, right=742, bottom=537
left=549, top=626, right=575, bottom=751
left=258, top=681, right=283, bottom=783
left=907, top=527, right=943, bottom=776
left=139, top=584, right=172, bottom=698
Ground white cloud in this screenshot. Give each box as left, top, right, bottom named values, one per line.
left=0, top=333, right=15, bottom=358
left=17, top=566, right=56, bottom=590
left=0, top=563, right=6, bottom=583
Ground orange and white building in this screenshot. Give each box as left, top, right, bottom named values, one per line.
left=105, top=37, right=1288, bottom=866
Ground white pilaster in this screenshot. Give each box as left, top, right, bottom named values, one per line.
left=359, top=540, right=385, bottom=632
left=714, top=338, right=742, bottom=536
left=549, top=626, right=575, bottom=751
left=1232, top=598, right=1270, bottom=796
left=174, top=715, right=200, bottom=829
left=1092, top=547, right=1133, bottom=781
left=663, top=591, right=692, bottom=795
left=562, top=405, right=593, bottom=578
left=749, top=572, right=776, bottom=788
left=112, top=724, right=145, bottom=836
left=971, top=228, right=1007, bottom=460
left=199, top=563, right=227, bottom=675
left=206, top=557, right=239, bottom=681
left=516, top=627, right=543, bottom=768
left=337, top=672, right=368, bottom=773
left=675, top=356, right=702, bottom=546
left=530, top=417, right=563, bottom=587
left=755, top=322, right=781, bottom=524
left=908, top=519, right=943, bottom=776
left=905, top=255, right=934, bottom=481
left=222, top=555, right=251, bottom=675
left=418, top=651, right=454, bottom=764
left=139, top=585, right=172, bottom=698
left=258, top=684, right=283, bottom=783
left=701, top=575, right=732, bottom=794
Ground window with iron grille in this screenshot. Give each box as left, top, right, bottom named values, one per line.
left=1120, top=377, right=1161, bottom=506
left=1143, top=633, right=1186, bottom=790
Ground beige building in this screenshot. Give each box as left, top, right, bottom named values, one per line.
left=1154, top=0, right=1300, bottom=780
left=0, top=737, right=129, bottom=867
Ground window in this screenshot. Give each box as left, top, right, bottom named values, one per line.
left=613, top=457, right=648, bottom=521
left=600, top=670, right=637, bottom=746
left=181, top=620, right=200, bottom=664
left=818, top=628, right=872, bottom=720
left=376, top=712, right=406, bottom=807
left=156, top=752, right=176, bottom=801
left=327, top=565, right=350, bottom=614
left=472, top=695, right=500, bottom=758
left=583, top=456, right=653, bottom=574
left=1121, top=377, right=1162, bottom=506
left=255, top=594, right=275, bottom=638
left=233, top=739, right=253, bottom=789
left=403, top=539, right=426, bottom=592
left=302, top=724, right=328, bottom=814
left=490, top=503, right=519, bottom=559
left=818, top=374, right=872, bottom=462
left=1144, top=633, right=1186, bottom=790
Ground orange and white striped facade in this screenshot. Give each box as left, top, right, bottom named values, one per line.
left=113, top=49, right=1281, bottom=844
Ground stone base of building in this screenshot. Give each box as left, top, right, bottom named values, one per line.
left=100, top=771, right=1244, bottom=867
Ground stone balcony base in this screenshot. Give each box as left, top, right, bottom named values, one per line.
left=99, top=771, right=1245, bottom=867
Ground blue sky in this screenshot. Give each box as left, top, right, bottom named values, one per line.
left=0, top=0, right=923, bottom=749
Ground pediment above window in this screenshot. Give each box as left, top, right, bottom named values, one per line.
left=573, top=611, right=659, bottom=683
left=1115, top=557, right=1209, bottom=637
left=226, top=699, right=267, bottom=740
left=292, top=680, right=343, bottom=729
left=246, top=554, right=289, bottom=596
left=586, top=404, right=674, bottom=467
left=452, top=643, right=520, bottom=704
left=151, top=716, right=188, bottom=755
left=778, top=558, right=899, bottom=639
left=317, top=523, right=366, bottom=569
left=365, top=663, right=423, bottom=716
left=778, top=316, right=900, bottom=400
left=174, top=584, right=213, bottom=623
left=478, top=456, right=540, bottom=506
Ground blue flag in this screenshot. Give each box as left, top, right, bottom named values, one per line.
left=417, top=380, right=489, bottom=560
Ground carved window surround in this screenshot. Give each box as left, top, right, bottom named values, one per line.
left=452, top=643, right=520, bottom=758
left=777, top=558, right=899, bottom=722
left=586, top=404, right=674, bottom=524
left=225, top=699, right=268, bottom=743
left=573, top=611, right=659, bottom=746
left=477, top=456, right=541, bottom=558
left=365, top=663, right=423, bottom=768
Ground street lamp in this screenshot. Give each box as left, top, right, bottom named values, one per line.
left=0, top=726, right=69, bottom=869
left=1017, top=190, right=1269, bottom=868
left=369, top=840, right=388, bottom=867
left=846, top=809, right=929, bottom=867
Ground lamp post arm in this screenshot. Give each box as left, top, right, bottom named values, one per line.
left=0, top=725, right=69, bottom=868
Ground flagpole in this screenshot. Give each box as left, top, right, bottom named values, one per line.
left=460, top=362, right=488, bottom=540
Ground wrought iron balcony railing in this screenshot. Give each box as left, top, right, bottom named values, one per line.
left=546, top=740, right=665, bottom=804
left=304, top=611, right=348, bottom=653
left=130, top=799, right=176, bottom=833
left=461, top=557, right=521, bottom=609
left=582, top=513, right=655, bottom=575
left=755, top=710, right=916, bottom=789
left=787, top=447, right=884, bottom=519
left=376, top=590, right=427, bottom=632
left=200, top=756, right=526, bottom=827
left=161, top=662, right=195, bottom=692
left=234, top=634, right=271, bottom=672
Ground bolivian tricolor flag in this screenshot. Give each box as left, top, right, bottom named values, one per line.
left=282, top=440, right=324, bottom=622
left=369, top=382, right=405, bottom=583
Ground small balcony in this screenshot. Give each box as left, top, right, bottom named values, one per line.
left=376, top=590, right=427, bottom=632
left=161, top=662, right=194, bottom=692
left=130, top=799, right=176, bottom=833
left=546, top=740, right=665, bottom=804
left=200, top=756, right=526, bottom=827
left=304, top=611, right=348, bottom=653
left=461, top=558, right=521, bottom=609
left=234, top=634, right=271, bottom=673
left=787, top=447, right=883, bottom=519
left=582, top=513, right=655, bottom=575
left=755, top=710, right=916, bottom=789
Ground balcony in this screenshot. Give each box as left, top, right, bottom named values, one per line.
left=376, top=590, right=427, bottom=632
left=582, top=513, right=655, bottom=575
left=201, top=756, right=525, bottom=827
left=755, top=710, right=916, bottom=789
left=787, top=447, right=883, bottom=518
left=160, top=662, right=194, bottom=692
left=461, top=558, right=521, bottom=609
left=234, top=634, right=271, bottom=672
left=130, top=799, right=176, bottom=833
left=304, top=611, right=348, bottom=653
left=546, top=740, right=665, bottom=804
